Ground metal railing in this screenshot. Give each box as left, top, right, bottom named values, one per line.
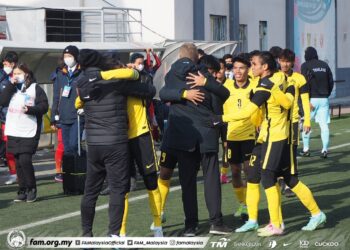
left=77, top=7, right=142, bottom=42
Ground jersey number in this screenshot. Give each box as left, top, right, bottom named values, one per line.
left=237, top=99, right=242, bottom=108
left=249, top=155, right=257, bottom=167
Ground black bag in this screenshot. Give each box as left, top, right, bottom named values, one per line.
left=62, top=114, right=87, bottom=195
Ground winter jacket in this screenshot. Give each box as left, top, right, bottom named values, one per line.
left=76, top=67, right=156, bottom=146
left=159, top=57, right=229, bottom=153
left=51, top=65, right=82, bottom=125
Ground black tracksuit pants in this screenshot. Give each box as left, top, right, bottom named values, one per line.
left=81, top=143, right=130, bottom=236
left=15, top=153, right=36, bottom=190
left=177, top=148, right=223, bottom=228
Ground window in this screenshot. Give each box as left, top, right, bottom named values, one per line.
left=239, top=24, right=248, bottom=52
left=46, top=9, right=82, bottom=42
left=259, top=21, right=267, bottom=50
left=210, top=15, right=227, bottom=41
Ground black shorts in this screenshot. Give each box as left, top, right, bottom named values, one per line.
left=129, top=132, right=158, bottom=176
left=261, top=139, right=290, bottom=173
left=159, top=148, right=178, bottom=170
left=227, top=140, right=255, bottom=164
left=290, top=122, right=299, bottom=145
left=277, top=143, right=298, bottom=177
left=246, top=143, right=262, bottom=184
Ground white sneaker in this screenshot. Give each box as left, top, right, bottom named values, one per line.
left=150, top=212, right=166, bottom=230
left=5, top=174, right=17, bottom=185
left=153, top=226, right=163, bottom=237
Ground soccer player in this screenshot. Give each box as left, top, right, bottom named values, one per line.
left=217, top=59, right=230, bottom=184
left=93, top=54, right=163, bottom=237
left=277, top=49, right=311, bottom=197
left=222, top=55, right=258, bottom=220
left=217, top=51, right=326, bottom=236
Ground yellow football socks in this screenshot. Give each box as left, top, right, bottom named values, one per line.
left=246, top=183, right=260, bottom=221
left=292, top=181, right=321, bottom=216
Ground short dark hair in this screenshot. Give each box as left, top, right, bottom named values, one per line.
left=257, top=51, right=277, bottom=72
left=279, top=48, right=295, bottom=62
left=222, top=54, right=233, bottom=61
left=3, top=51, right=19, bottom=64
left=269, top=46, right=282, bottom=59
left=249, top=50, right=260, bottom=60
left=199, top=55, right=220, bottom=73
left=233, top=54, right=251, bottom=68
left=197, top=49, right=205, bottom=56
left=219, top=58, right=225, bottom=65
left=130, top=53, right=144, bottom=63
left=100, top=52, right=124, bottom=70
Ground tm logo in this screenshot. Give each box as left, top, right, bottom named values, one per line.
left=210, top=238, right=231, bottom=248
left=268, top=240, right=277, bottom=249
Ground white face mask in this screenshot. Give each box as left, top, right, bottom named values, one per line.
left=137, top=64, right=144, bottom=72
left=3, top=66, right=12, bottom=75
left=16, top=74, right=25, bottom=84
left=64, top=57, right=76, bottom=68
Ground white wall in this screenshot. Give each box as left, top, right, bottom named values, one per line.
left=174, top=0, right=193, bottom=40
left=239, top=0, right=286, bottom=51
left=337, top=0, right=350, bottom=68
left=204, top=0, right=230, bottom=41
left=6, top=9, right=46, bottom=42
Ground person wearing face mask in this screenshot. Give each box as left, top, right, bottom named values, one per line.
left=0, top=51, right=18, bottom=185
left=222, top=54, right=234, bottom=80
left=51, top=46, right=82, bottom=158
left=0, top=63, right=48, bottom=202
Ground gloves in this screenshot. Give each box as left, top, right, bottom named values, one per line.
left=204, top=115, right=223, bottom=128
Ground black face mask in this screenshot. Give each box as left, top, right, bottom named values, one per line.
left=225, top=63, right=233, bottom=70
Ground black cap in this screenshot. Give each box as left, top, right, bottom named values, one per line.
left=79, top=49, right=102, bottom=69
left=63, top=45, right=79, bottom=61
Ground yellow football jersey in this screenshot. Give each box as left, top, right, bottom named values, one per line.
left=223, top=78, right=258, bottom=141
left=286, top=71, right=310, bottom=125
left=257, top=72, right=292, bottom=143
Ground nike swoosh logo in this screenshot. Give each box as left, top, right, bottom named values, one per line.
left=213, top=122, right=221, bottom=125
left=146, top=163, right=154, bottom=169
left=283, top=243, right=291, bottom=246
left=260, top=83, right=267, bottom=86
left=83, top=95, right=90, bottom=99
left=89, top=78, right=97, bottom=82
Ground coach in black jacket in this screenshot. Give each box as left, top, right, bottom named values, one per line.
left=77, top=50, right=156, bottom=237
left=159, top=43, right=231, bottom=235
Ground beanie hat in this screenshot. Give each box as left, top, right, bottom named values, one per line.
left=63, top=45, right=79, bottom=61
left=79, top=49, right=102, bottom=69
